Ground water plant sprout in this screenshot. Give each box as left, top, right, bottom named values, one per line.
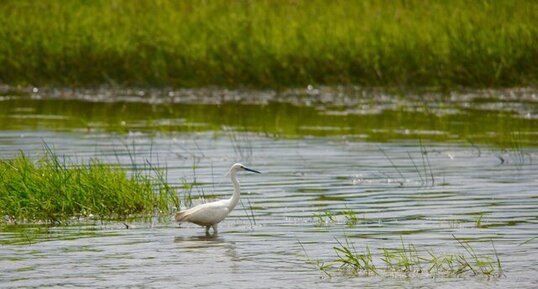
left=175, top=163, right=261, bottom=235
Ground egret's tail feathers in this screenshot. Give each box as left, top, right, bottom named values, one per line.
left=175, top=211, right=188, bottom=223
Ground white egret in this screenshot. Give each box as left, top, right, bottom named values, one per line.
left=175, top=163, right=261, bottom=235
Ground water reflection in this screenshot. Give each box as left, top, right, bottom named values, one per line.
left=0, top=89, right=537, bottom=146
left=174, top=230, right=242, bottom=277
left=174, top=235, right=232, bottom=248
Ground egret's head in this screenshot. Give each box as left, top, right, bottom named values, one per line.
left=230, top=163, right=261, bottom=174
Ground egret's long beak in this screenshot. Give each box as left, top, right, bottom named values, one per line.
left=244, top=167, right=261, bottom=174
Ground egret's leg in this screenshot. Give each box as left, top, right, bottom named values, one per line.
left=205, top=226, right=210, bottom=235
left=212, top=224, right=218, bottom=235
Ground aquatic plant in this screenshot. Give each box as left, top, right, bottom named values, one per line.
left=226, top=127, right=254, bottom=163
left=298, top=240, right=333, bottom=277
left=341, top=208, right=361, bottom=226
left=303, top=235, right=503, bottom=278
left=334, top=238, right=378, bottom=275
left=475, top=213, right=485, bottom=228
left=381, top=237, right=422, bottom=273
left=378, top=140, right=436, bottom=188
left=312, top=208, right=364, bottom=226
left=1, top=0, right=537, bottom=88
left=519, top=236, right=538, bottom=246
left=0, top=148, right=179, bottom=224
left=313, top=210, right=337, bottom=225
left=240, top=197, right=257, bottom=228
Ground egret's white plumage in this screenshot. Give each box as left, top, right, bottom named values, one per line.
left=175, top=163, right=260, bottom=235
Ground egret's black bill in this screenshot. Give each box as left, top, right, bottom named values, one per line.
left=244, top=167, right=261, bottom=174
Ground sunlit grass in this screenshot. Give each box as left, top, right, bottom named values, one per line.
left=1, top=0, right=537, bottom=88
left=0, top=147, right=179, bottom=224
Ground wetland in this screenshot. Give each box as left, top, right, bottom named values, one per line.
left=0, top=87, right=537, bottom=288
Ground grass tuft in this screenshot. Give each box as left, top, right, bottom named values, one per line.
left=304, top=235, right=504, bottom=278
left=334, top=237, right=378, bottom=275
left=0, top=148, right=179, bottom=224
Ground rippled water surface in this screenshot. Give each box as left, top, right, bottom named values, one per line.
left=0, top=88, right=537, bottom=288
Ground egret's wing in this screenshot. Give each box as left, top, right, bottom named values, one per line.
left=175, top=200, right=230, bottom=225
left=175, top=204, right=207, bottom=223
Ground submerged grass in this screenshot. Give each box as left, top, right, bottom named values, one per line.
left=313, top=208, right=364, bottom=226
left=0, top=148, right=179, bottom=224
left=313, top=210, right=337, bottom=225
left=1, top=0, right=538, bottom=88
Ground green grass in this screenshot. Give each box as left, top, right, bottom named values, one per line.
left=475, top=213, right=485, bottom=228
left=304, top=235, right=503, bottom=278
left=341, top=208, right=361, bottom=226
left=334, top=238, right=378, bottom=276
left=0, top=147, right=179, bottom=224
left=1, top=0, right=537, bottom=88
left=313, top=210, right=337, bottom=225
left=313, top=208, right=364, bottom=226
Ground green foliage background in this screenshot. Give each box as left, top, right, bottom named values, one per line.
left=1, top=0, right=537, bottom=88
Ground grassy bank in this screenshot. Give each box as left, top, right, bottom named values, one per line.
left=0, top=0, right=537, bottom=88
left=0, top=148, right=179, bottom=224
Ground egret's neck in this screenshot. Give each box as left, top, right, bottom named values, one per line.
left=228, top=170, right=241, bottom=210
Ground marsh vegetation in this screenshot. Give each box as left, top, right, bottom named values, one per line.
left=1, top=0, right=537, bottom=87
left=0, top=146, right=178, bottom=224
left=303, top=236, right=503, bottom=278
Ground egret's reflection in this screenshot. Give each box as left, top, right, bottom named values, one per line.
left=174, top=232, right=240, bottom=274
left=174, top=234, right=235, bottom=249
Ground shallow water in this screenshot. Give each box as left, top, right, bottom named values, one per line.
left=0, top=89, right=537, bottom=288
